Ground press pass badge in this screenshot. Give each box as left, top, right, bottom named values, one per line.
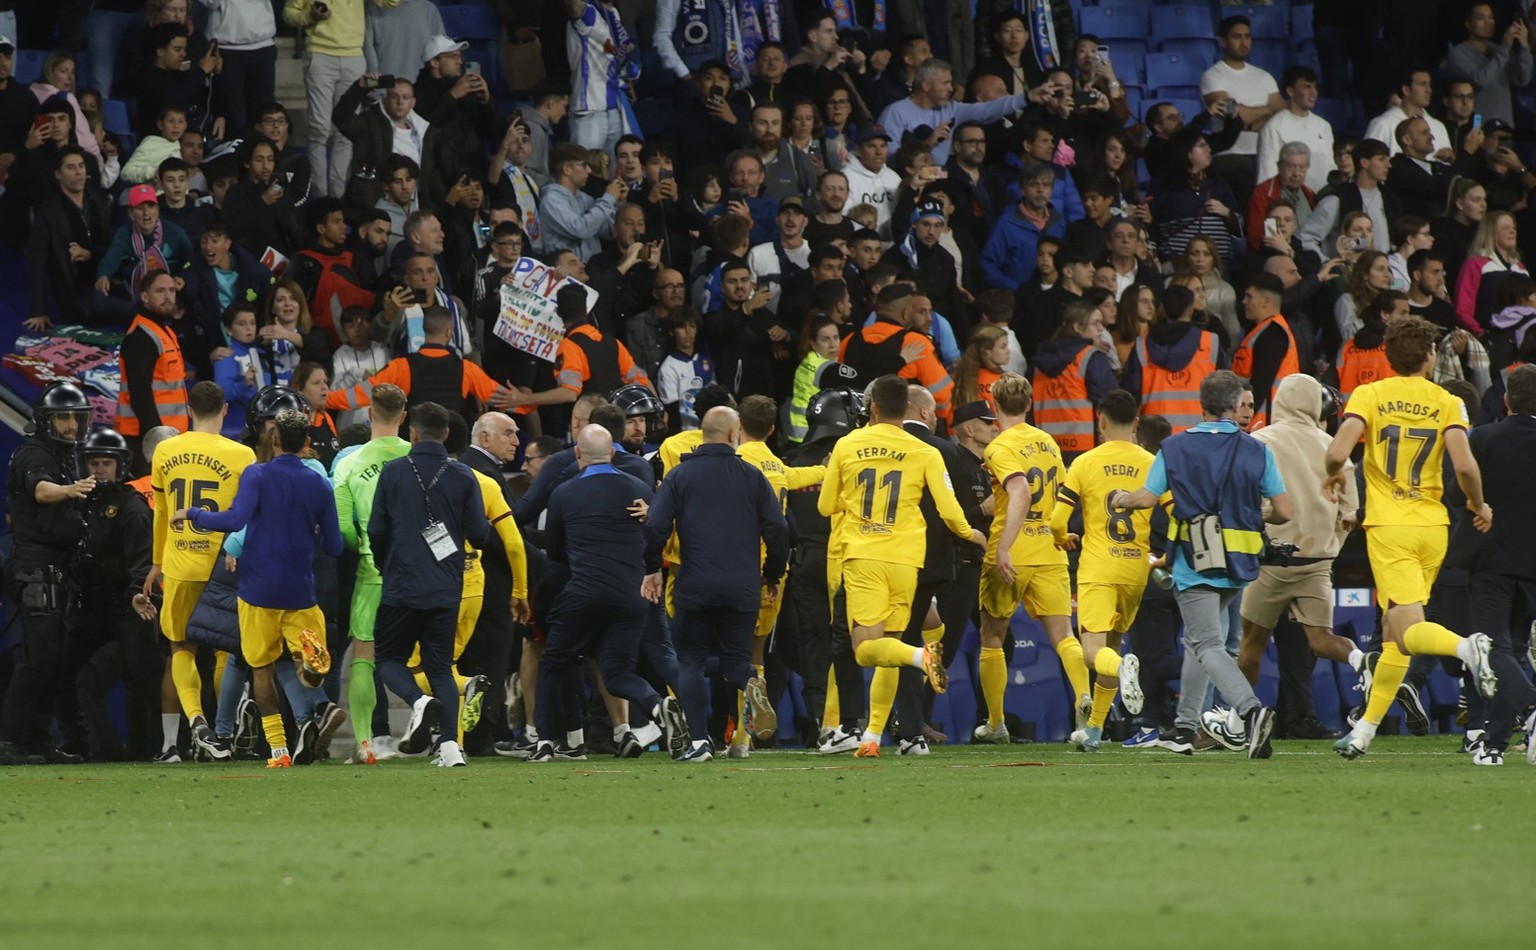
left=422, top=521, right=457, bottom=562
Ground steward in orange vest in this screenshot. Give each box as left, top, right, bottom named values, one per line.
left=1232, top=275, right=1299, bottom=428
left=1337, top=291, right=1410, bottom=398
left=117, top=273, right=190, bottom=454
left=1031, top=328, right=1116, bottom=459
left=1126, top=320, right=1224, bottom=433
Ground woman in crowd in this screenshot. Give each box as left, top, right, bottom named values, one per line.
left=1152, top=133, right=1243, bottom=266
left=258, top=279, right=331, bottom=386
left=1457, top=209, right=1529, bottom=334
left=1433, top=178, right=1487, bottom=299
left=293, top=361, right=339, bottom=467
left=30, top=51, right=101, bottom=165
left=1336, top=249, right=1394, bottom=341
left=1032, top=299, right=1117, bottom=462
left=1113, top=284, right=1157, bottom=367
left=788, top=312, right=843, bottom=445
left=955, top=325, right=1010, bottom=411
left=817, top=86, right=859, bottom=173
left=786, top=100, right=825, bottom=175
left=1183, top=236, right=1239, bottom=345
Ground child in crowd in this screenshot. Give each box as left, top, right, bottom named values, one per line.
left=657, top=312, right=713, bottom=432
left=213, top=302, right=264, bottom=435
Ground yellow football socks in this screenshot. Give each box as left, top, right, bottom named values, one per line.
left=261, top=713, right=286, bottom=753
left=923, top=622, right=946, bottom=647
left=855, top=637, right=918, bottom=668
left=212, top=650, right=228, bottom=702
left=1403, top=621, right=1462, bottom=657
left=1089, top=683, right=1117, bottom=729
left=171, top=649, right=203, bottom=721
left=979, top=646, right=1007, bottom=728
left=412, top=667, right=471, bottom=695
left=866, top=667, right=898, bottom=737
left=1092, top=647, right=1121, bottom=677
left=1364, top=643, right=1410, bottom=726
left=1056, top=636, right=1090, bottom=703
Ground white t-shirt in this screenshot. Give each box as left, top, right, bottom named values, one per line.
left=1254, top=109, right=1336, bottom=193
left=1363, top=106, right=1451, bottom=157
left=1199, top=61, right=1280, bottom=156
left=747, top=239, right=812, bottom=312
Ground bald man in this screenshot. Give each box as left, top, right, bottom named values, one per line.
left=530, top=426, right=682, bottom=762
left=643, top=406, right=790, bottom=761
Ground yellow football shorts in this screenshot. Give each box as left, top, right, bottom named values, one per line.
left=1076, top=581, right=1143, bottom=635
left=238, top=599, right=325, bottom=668
left=1366, top=524, right=1447, bottom=608
left=158, top=576, right=207, bottom=643
left=841, top=559, right=917, bottom=632
left=978, top=563, right=1073, bottom=620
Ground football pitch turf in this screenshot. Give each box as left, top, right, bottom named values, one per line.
left=3, top=740, right=1528, bottom=950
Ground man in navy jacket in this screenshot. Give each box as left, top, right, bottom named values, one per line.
left=369, top=401, right=490, bottom=767
left=643, top=407, right=789, bottom=761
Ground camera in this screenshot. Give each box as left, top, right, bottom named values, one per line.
left=1073, top=89, right=1101, bottom=108
left=1259, top=537, right=1299, bottom=567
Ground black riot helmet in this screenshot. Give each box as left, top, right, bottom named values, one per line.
left=78, top=427, right=132, bottom=482
left=33, top=381, right=94, bottom=448
left=245, top=385, right=312, bottom=445
left=803, top=387, right=867, bottom=445
left=608, top=383, right=665, bottom=448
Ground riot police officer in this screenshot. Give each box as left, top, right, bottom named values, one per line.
left=66, top=428, right=162, bottom=761
left=0, top=383, right=96, bottom=765
left=246, top=385, right=312, bottom=456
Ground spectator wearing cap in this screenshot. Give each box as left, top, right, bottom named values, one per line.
left=1448, top=3, right=1534, bottom=129
left=839, top=126, right=903, bottom=238
left=876, top=58, right=1039, bottom=167
left=883, top=199, right=966, bottom=327
left=94, top=185, right=193, bottom=324
left=283, top=0, right=391, bottom=197
left=415, top=34, right=497, bottom=207
left=668, top=61, right=750, bottom=180
left=1471, top=118, right=1532, bottom=213
left=1363, top=68, right=1454, bottom=159
left=980, top=160, right=1065, bottom=291
left=363, top=0, right=444, bottom=81
left=540, top=142, right=623, bottom=260
left=746, top=196, right=812, bottom=313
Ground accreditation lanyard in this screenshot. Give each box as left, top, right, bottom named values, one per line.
left=408, top=457, right=457, bottom=562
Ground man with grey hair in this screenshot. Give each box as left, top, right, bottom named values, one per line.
left=1255, top=65, right=1335, bottom=193
left=979, top=160, right=1066, bottom=291
left=1111, top=370, right=1293, bottom=759
left=1247, top=140, right=1316, bottom=254
left=876, top=58, right=1051, bottom=165
left=532, top=425, right=681, bottom=762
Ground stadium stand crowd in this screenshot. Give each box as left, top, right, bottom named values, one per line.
left=4, top=0, right=1536, bottom=767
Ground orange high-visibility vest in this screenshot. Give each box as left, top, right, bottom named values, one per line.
left=1033, top=344, right=1097, bottom=455
left=1233, top=314, right=1299, bottom=426
left=116, top=315, right=189, bottom=436
left=1135, top=329, right=1219, bottom=433
left=1336, top=339, right=1392, bottom=398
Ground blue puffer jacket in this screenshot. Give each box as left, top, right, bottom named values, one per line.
left=185, top=555, right=240, bottom=654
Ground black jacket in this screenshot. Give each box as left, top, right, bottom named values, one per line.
left=514, top=444, right=654, bottom=528
left=1387, top=152, right=1481, bottom=220
left=1457, top=414, right=1536, bottom=579
left=222, top=179, right=302, bottom=259
left=26, top=188, right=111, bottom=323
left=370, top=441, right=491, bottom=610
left=643, top=442, right=788, bottom=612
left=545, top=464, right=654, bottom=606
left=900, top=420, right=981, bottom=583
left=333, top=82, right=402, bottom=210
left=183, top=244, right=275, bottom=352
left=74, top=481, right=153, bottom=607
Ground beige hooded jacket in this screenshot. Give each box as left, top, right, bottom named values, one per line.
left=1253, top=374, right=1358, bottom=558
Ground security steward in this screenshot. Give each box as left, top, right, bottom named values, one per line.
left=642, top=407, right=789, bottom=761
left=66, top=428, right=163, bottom=761
left=117, top=269, right=190, bottom=472
left=503, top=285, right=652, bottom=437
left=327, top=306, right=521, bottom=420
left=0, top=382, right=96, bottom=765
left=839, top=283, right=955, bottom=425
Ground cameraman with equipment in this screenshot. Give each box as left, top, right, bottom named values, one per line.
left=1229, top=375, right=1374, bottom=742
left=1112, top=370, right=1293, bottom=759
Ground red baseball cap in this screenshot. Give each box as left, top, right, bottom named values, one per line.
left=127, top=184, right=159, bottom=207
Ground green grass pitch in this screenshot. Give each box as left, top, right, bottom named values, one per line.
left=2, top=740, right=1528, bottom=950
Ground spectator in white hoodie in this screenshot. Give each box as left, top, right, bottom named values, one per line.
left=205, top=0, right=278, bottom=132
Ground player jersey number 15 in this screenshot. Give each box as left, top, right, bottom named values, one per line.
left=167, top=478, right=221, bottom=533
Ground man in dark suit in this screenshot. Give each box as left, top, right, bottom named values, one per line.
left=889, top=385, right=987, bottom=753
left=1458, top=363, right=1536, bottom=763
left=455, top=411, right=522, bottom=754
left=1386, top=115, right=1483, bottom=219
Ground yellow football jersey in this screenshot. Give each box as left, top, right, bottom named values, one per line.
left=1051, top=439, right=1154, bottom=585
left=818, top=423, right=973, bottom=569
left=984, top=422, right=1068, bottom=567
left=463, top=469, right=530, bottom=599
left=1343, top=375, right=1469, bottom=527
left=151, top=431, right=256, bottom=581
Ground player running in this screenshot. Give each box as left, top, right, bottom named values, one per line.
left=145, top=382, right=256, bottom=762
left=817, top=376, right=985, bottom=758
left=1324, top=316, right=1497, bottom=759
left=1049, top=390, right=1153, bottom=752
left=974, top=373, right=1093, bottom=744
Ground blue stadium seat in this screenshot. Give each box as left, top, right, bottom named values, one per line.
left=439, top=4, right=500, bottom=42
left=102, top=99, right=131, bottom=136
left=1112, top=54, right=1145, bottom=87
left=1292, top=5, right=1315, bottom=45
left=1314, top=97, right=1355, bottom=133
left=1156, top=37, right=1218, bottom=61
left=74, top=51, right=91, bottom=92
left=14, top=49, right=46, bottom=84
left=1077, top=5, right=1150, bottom=41
left=1248, top=39, right=1289, bottom=79
left=1150, top=5, right=1217, bottom=41
left=1145, top=52, right=1207, bottom=92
